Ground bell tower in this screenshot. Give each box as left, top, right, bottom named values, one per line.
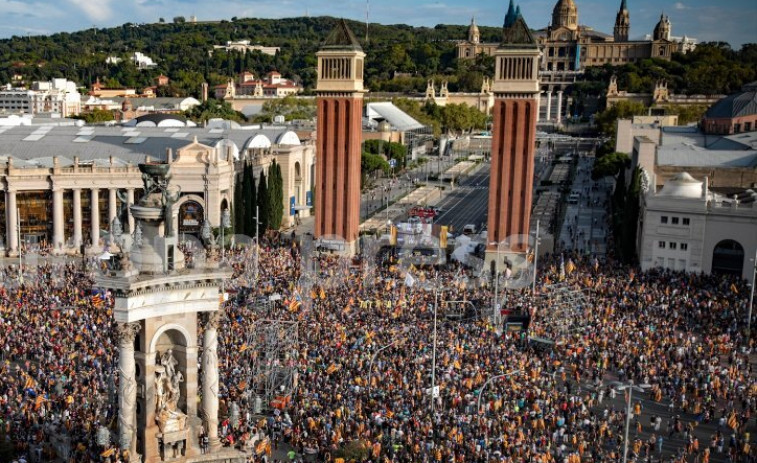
left=315, top=19, right=365, bottom=254
left=614, top=0, right=630, bottom=42
left=487, top=6, right=540, bottom=255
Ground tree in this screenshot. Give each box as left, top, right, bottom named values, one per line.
left=267, top=160, right=284, bottom=230
left=594, top=100, right=647, bottom=135
left=363, top=139, right=407, bottom=167
left=592, top=152, right=630, bottom=180
left=234, top=166, right=246, bottom=234
left=173, top=16, right=186, bottom=24
left=184, top=99, right=245, bottom=123
left=256, top=170, right=269, bottom=232
left=73, top=109, right=115, bottom=123
left=159, top=18, right=166, bottom=24
left=439, top=103, right=487, bottom=135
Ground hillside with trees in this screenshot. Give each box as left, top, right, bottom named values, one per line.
left=1, top=17, right=753, bottom=110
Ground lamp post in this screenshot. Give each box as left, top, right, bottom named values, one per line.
left=367, top=339, right=399, bottom=395
left=489, top=240, right=510, bottom=333
left=612, top=381, right=651, bottom=463
left=532, top=219, right=540, bottom=294
left=17, top=206, right=22, bottom=284
left=420, top=272, right=442, bottom=412
left=477, top=370, right=522, bottom=414
left=254, top=205, right=260, bottom=284
left=747, top=248, right=757, bottom=341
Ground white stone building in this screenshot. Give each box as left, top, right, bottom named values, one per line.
left=212, top=40, right=280, bottom=56
left=0, top=79, right=82, bottom=117
left=638, top=171, right=757, bottom=283
left=0, top=116, right=315, bottom=255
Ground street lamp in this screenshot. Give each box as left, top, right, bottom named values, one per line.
left=420, top=272, right=442, bottom=411
left=747, top=248, right=757, bottom=341
left=612, top=381, right=651, bottom=463
left=532, top=219, right=540, bottom=295
left=477, top=370, right=522, bottom=414
left=489, top=240, right=511, bottom=333
left=367, top=339, right=400, bottom=395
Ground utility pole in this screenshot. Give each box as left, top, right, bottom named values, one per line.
left=748, top=247, right=757, bottom=340
left=532, top=219, right=540, bottom=294
left=254, top=205, right=259, bottom=284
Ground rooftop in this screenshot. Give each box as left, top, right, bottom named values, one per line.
left=0, top=123, right=303, bottom=167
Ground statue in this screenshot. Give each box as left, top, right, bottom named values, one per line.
left=155, top=349, right=188, bottom=434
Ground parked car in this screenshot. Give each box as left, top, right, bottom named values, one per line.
left=463, top=224, right=477, bottom=235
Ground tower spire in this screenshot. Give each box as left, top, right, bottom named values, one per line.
left=504, top=0, right=517, bottom=27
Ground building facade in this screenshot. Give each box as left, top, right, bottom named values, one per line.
left=638, top=172, right=757, bottom=283
left=457, top=0, right=695, bottom=72
left=215, top=71, right=303, bottom=100
left=0, top=119, right=314, bottom=256
left=0, top=79, right=82, bottom=117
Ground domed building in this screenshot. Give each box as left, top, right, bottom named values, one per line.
left=457, top=0, right=696, bottom=72
left=638, top=171, right=757, bottom=282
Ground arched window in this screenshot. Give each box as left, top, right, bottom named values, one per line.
left=712, top=239, right=744, bottom=276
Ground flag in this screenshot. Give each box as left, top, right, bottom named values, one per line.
left=91, top=293, right=103, bottom=308
left=565, top=259, right=575, bottom=275
left=288, top=299, right=301, bottom=312
left=730, top=283, right=739, bottom=294
left=559, top=255, right=565, bottom=281
left=319, top=287, right=326, bottom=300
left=404, top=272, right=416, bottom=288
left=239, top=344, right=249, bottom=353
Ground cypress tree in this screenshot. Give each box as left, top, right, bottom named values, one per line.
left=257, top=170, right=269, bottom=231
left=247, top=167, right=257, bottom=238
left=239, top=163, right=251, bottom=235
left=234, top=168, right=245, bottom=234
left=267, top=160, right=285, bottom=230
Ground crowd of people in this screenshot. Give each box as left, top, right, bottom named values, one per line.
left=0, top=232, right=755, bottom=463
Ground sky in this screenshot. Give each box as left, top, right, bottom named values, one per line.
left=0, top=0, right=755, bottom=48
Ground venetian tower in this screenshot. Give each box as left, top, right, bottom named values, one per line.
left=486, top=5, right=540, bottom=254
left=97, top=162, right=240, bottom=463
left=614, top=0, right=630, bottom=42
left=314, top=19, right=365, bottom=254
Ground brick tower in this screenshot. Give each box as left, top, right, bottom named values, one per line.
left=487, top=7, right=541, bottom=254
left=315, top=19, right=365, bottom=254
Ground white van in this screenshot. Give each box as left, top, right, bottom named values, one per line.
left=463, top=224, right=477, bottom=235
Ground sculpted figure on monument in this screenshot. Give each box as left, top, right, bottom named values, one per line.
left=155, top=348, right=187, bottom=433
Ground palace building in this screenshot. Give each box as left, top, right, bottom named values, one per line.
left=0, top=115, right=314, bottom=256
left=457, top=0, right=696, bottom=72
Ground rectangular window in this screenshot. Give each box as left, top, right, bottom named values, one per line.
left=746, top=122, right=752, bottom=132
left=671, top=217, right=679, bottom=225
left=658, top=241, right=666, bottom=249
left=669, top=242, right=677, bottom=250
left=680, top=243, right=688, bottom=251
left=661, top=216, right=668, bottom=224
left=682, top=218, right=690, bottom=226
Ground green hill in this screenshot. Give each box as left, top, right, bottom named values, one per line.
left=0, top=17, right=505, bottom=97
left=0, top=17, right=753, bottom=102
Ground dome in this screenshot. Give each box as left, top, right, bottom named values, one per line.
left=468, top=17, right=480, bottom=43
left=657, top=172, right=703, bottom=199
left=552, top=0, right=578, bottom=30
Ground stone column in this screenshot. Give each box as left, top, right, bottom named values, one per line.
left=72, top=189, right=82, bottom=249
left=6, top=190, right=18, bottom=255
left=116, top=322, right=141, bottom=461
left=536, top=92, right=542, bottom=122
left=546, top=92, right=553, bottom=122
left=52, top=188, right=65, bottom=253
left=108, top=188, right=118, bottom=229
left=201, top=312, right=222, bottom=451
left=90, top=189, right=100, bottom=249
left=556, top=90, right=564, bottom=124
left=126, top=188, right=135, bottom=233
